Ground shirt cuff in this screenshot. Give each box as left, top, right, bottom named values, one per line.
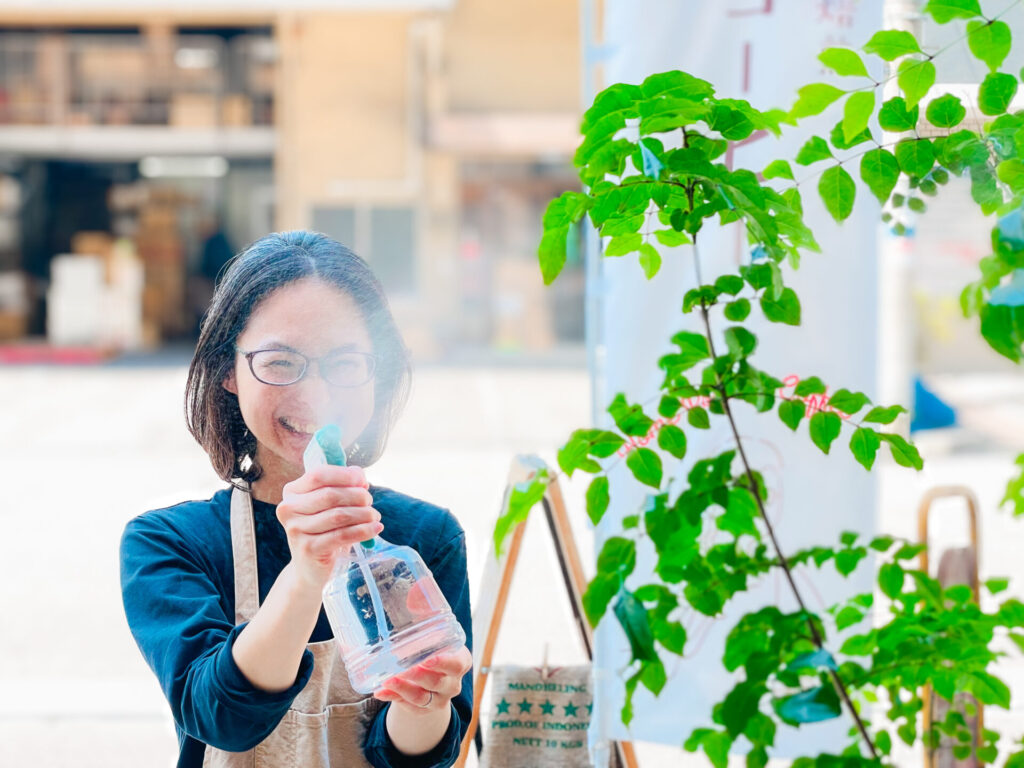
left=363, top=701, right=463, bottom=768
left=212, top=622, right=315, bottom=708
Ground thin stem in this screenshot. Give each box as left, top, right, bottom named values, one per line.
left=692, top=249, right=879, bottom=760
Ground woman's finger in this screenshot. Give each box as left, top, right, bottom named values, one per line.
left=284, top=464, right=368, bottom=496
left=377, top=676, right=436, bottom=709
left=285, top=506, right=379, bottom=535
left=279, top=485, right=373, bottom=517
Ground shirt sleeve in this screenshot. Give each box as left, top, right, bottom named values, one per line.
left=363, top=523, right=474, bottom=768
left=120, top=513, right=314, bottom=752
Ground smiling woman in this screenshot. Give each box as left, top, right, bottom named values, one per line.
left=119, top=231, right=473, bottom=768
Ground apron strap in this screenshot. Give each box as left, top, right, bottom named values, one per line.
left=229, top=483, right=261, bottom=624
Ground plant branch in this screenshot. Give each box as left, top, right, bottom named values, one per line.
left=692, top=244, right=879, bottom=760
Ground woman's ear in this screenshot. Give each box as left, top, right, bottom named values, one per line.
left=223, top=369, right=238, bottom=395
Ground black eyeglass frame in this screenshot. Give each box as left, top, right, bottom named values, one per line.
left=236, top=346, right=377, bottom=388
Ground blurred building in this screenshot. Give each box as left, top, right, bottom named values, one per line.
left=0, top=1, right=585, bottom=359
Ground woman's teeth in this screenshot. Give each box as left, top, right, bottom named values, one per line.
left=281, top=417, right=317, bottom=435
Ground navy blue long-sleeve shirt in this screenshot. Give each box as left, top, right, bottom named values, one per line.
left=120, top=485, right=472, bottom=768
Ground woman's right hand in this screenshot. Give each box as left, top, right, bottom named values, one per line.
left=277, top=465, right=384, bottom=591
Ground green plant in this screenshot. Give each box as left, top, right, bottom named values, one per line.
left=496, top=2, right=1024, bottom=765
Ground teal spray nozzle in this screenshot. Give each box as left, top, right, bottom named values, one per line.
left=305, top=425, right=374, bottom=549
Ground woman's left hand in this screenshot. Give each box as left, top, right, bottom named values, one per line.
left=373, top=646, right=472, bottom=714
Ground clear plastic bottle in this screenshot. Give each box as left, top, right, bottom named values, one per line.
left=304, top=426, right=466, bottom=694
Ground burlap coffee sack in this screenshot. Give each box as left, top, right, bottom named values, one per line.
left=479, top=664, right=593, bottom=768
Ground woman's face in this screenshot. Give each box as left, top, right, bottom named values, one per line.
left=224, top=277, right=376, bottom=487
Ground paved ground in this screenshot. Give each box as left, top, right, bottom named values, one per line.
left=2, top=353, right=1024, bottom=767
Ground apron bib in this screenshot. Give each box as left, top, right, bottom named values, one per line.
left=203, top=485, right=382, bottom=768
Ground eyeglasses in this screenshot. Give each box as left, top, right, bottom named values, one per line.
left=238, top=347, right=377, bottom=387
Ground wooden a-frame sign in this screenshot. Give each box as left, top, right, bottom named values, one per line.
left=454, top=454, right=640, bottom=768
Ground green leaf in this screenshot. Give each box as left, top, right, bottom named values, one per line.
left=760, top=287, right=801, bottom=325
left=809, top=411, right=842, bottom=454
left=670, top=330, right=711, bottom=368
left=588, top=430, right=627, bottom=458
left=863, top=29, right=923, bottom=61
left=898, top=58, right=936, bottom=109
left=986, top=577, right=1010, bottom=594
left=779, top=399, right=806, bottom=431
left=608, top=394, right=655, bottom=437
left=860, top=148, right=901, bottom=204
left=998, top=159, right=1024, bottom=193
left=843, top=91, right=875, bottom=143
left=639, top=658, right=667, bottom=694
left=794, top=377, right=826, bottom=396
left=718, top=487, right=761, bottom=540
left=657, top=424, right=688, bottom=459
left=715, top=275, right=744, bottom=295
left=828, top=389, right=870, bottom=414
left=819, top=165, right=856, bottom=222
left=774, top=685, right=841, bottom=724
left=879, top=433, right=924, bottom=469
left=724, top=326, right=758, bottom=358
left=829, top=120, right=872, bottom=150
left=586, top=476, right=610, bottom=525
left=720, top=681, right=767, bottom=739
left=879, top=561, right=905, bottom=598
left=597, top=536, right=636, bottom=575
left=878, top=96, right=919, bottom=132
left=850, top=427, right=882, bottom=470
left=863, top=404, right=907, bottom=424
left=836, top=606, right=865, bottom=630
left=688, top=407, right=711, bottom=429
left=925, top=93, right=966, bottom=128
left=819, top=47, right=870, bottom=78
left=966, top=671, right=1011, bottom=708
left=762, top=159, right=795, bottom=180
left=979, top=72, right=1018, bottom=115
left=654, top=229, right=692, bottom=248
left=539, top=192, right=591, bottom=284
left=627, top=447, right=663, bottom=488
left=605, top=232, right=643, bottom=257
left=923, top=0, right=982, bottom=23
left=493, top=472, right=549, bottom=556
left=582, top=572, right=619, bottom=626
left=638, top=242, right=662, bottom=279
left=658, top=395, right=682, bottom=418
left=967, top=19, right=1012, bottom=72
left=795, top=135, right=834, bottom=165
left=724, top=299, right=751, bottom=321
left=613, top=588, right=658, bottom=662
left=789, top=83, right=846, bottom=119
left=895, top=138, right=935, bottom=177
left=654, top=618, right=687, bottom=654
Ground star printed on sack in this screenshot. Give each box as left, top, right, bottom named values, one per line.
left=586, top=701, right=593, bottom=716
left=539, top=699, right=556, bottom=715
left=563, top=701, right=579, bottom=717
left=496, top=698, right=511, bottom=715
left=518, top=698, right=533, bottom=714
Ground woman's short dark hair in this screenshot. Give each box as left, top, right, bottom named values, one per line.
left=185, top=230, right=412, bottom=483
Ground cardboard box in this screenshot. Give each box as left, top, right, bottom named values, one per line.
left=0, top=309, right=27, bottom=340
left=221, top=93, right=252, bottom=127
left=71, top=231, right=114, bottom=259
left=170, top=92, right=218, bottom=128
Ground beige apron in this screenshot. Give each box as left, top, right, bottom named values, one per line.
left=203, top=485, right=383, bottom=767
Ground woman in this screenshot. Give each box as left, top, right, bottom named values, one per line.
left=120, top=231, right=472, bottom=767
